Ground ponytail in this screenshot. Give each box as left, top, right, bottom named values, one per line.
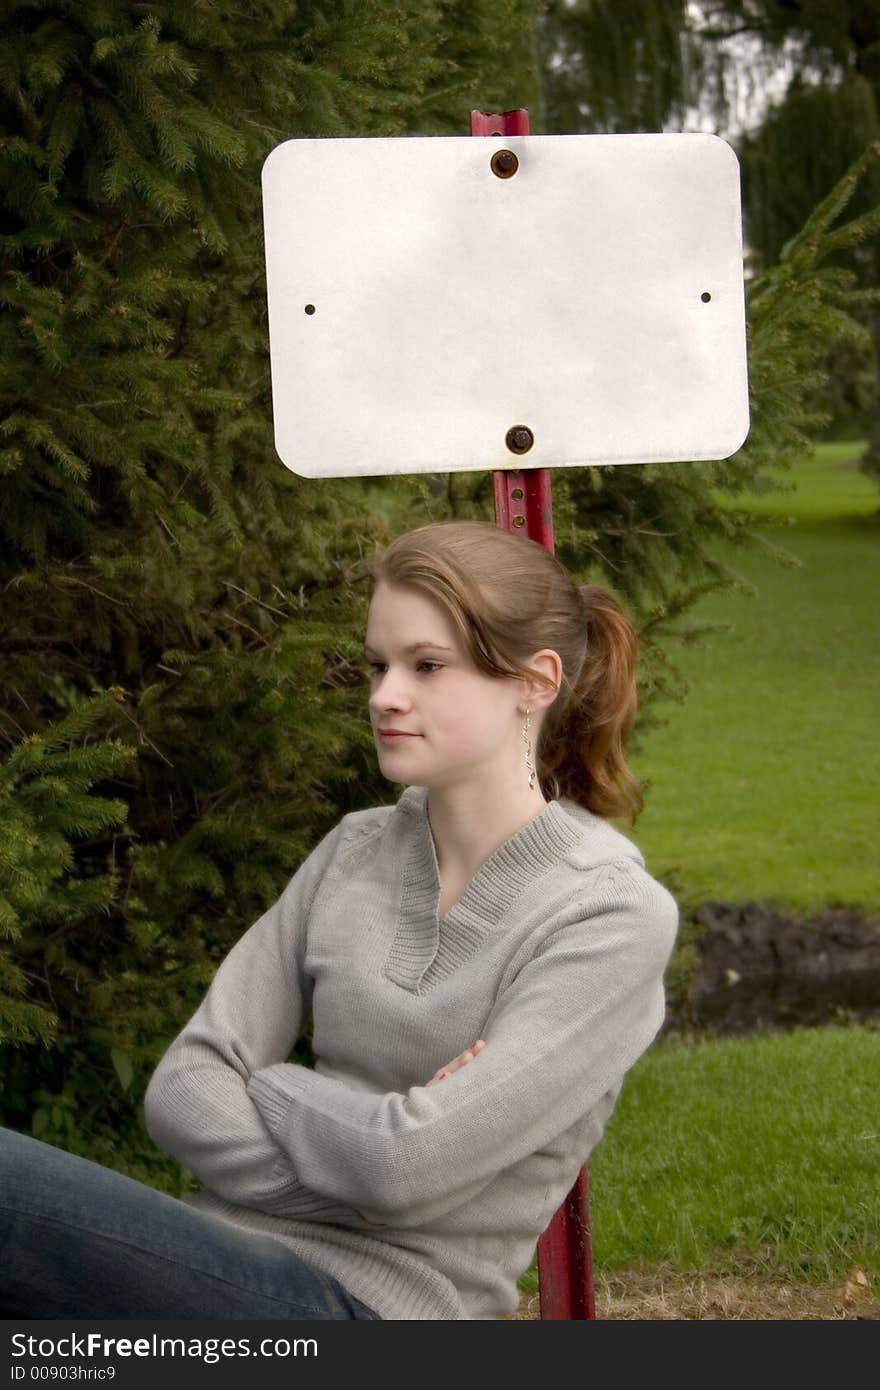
left=540, top=585, right=643, bottom=825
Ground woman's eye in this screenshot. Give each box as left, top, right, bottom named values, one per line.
left=366, top=662, right=442, bottom=675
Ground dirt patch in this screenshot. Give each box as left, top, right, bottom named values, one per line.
left=666, top=901, right=880, bottom=1035
left=508, top=1267, right=880, bottom=1320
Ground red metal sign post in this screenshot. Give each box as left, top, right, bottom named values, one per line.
left=469, top=107, right=596, bottom=1322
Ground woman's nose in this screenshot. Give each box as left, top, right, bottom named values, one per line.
left=369, top=670, right=410, bottom=708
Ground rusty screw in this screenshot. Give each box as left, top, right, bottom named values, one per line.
left=506, top=425, right=534, bottom=454
left=491, top=149, right=519, bottom=179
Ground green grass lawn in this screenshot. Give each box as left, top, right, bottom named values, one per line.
left=588, top=1025, right=880, bottom=1282
left=519, top=1024, right=880, bottom=1302
left=624, top=441, right=880, bottom=913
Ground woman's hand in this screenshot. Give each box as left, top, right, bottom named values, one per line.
left=425, top=1039, right=486, bottom=1087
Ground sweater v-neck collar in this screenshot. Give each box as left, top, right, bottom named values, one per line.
left=382, top=783, right=586, bottom=993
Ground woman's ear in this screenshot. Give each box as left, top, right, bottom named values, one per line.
left=523, top=650, right=562, bottom=712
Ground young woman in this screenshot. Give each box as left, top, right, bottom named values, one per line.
left=0, top=519, right=678, bottom=1320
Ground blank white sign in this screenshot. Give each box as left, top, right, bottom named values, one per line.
left=262, top=133, right=749, bottom=478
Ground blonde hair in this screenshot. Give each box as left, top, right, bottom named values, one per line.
left=369, top=520, right=643, bottom=825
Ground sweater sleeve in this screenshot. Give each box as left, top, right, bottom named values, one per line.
left=142, top=816, right=350, bottom=1212
left=245, top=860, right=679, bottom=1229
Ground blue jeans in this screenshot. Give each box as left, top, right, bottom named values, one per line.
left=0, top=1126, right=379, bottom=1319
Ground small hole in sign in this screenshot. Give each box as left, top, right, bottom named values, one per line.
left=305, top=304, right=316, bottom=315
left=701, top=291, right=711, bottom=303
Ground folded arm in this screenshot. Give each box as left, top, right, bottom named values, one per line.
left=246, top=863, right=679, bottom=1228
left=142, top=818, right=350, bottom=1213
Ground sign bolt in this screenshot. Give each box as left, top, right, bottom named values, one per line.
left=506, top=425, right=534, bottom=454
left=491, top=149, right=519, bottom=178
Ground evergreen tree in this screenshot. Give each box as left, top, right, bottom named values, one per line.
left=0, top=0, right=543, bottom=1180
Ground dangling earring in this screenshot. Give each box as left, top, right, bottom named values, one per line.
left=522, top=707, right=536, bottom=791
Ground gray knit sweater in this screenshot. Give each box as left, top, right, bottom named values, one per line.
left=143, top=782, right=678, bottom=1320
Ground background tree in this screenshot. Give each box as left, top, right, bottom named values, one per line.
left=536, top=0, right=694, bottom=133
left=697, top=3, right=880, bottom=462
left=537, top=0, right=880, bottom=463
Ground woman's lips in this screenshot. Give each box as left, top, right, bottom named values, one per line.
left=378, top=731, right=419, bottom=741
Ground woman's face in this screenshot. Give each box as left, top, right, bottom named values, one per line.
left=364, top=580, right=526, bottom=791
